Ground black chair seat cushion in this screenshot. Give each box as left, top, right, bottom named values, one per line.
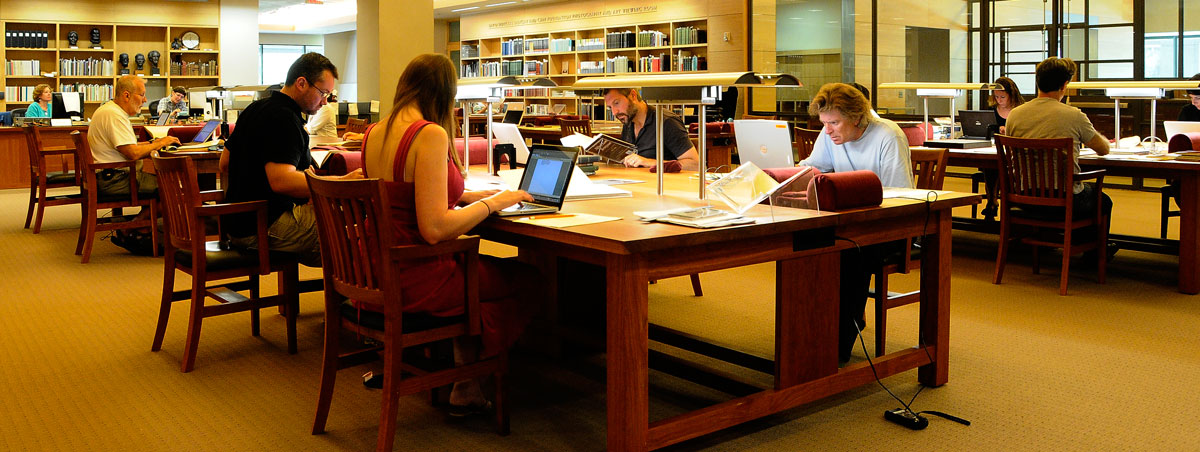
left=173, top=241, right=300, bottom=272
left=45, top=171, right=76, bottom=184
left=338, top=299, right=464, bottom=333
left=1010, top=204, right=1096, bottom=221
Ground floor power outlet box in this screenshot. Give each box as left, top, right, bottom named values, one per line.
left=884, top=408, right=929, bottom=430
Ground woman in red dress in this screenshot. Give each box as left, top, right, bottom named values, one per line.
left=361, top=53, right=536, bottom=413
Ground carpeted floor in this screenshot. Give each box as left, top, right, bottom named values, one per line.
left=2, top=175, right=1199, bottom=451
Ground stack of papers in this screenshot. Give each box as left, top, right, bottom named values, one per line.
left=633, top=207, right=755, bottom=229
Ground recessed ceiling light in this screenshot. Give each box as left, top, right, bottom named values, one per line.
left=486, top=1, right=517, bottom=6
left=451, top=6, right=480, bottom=12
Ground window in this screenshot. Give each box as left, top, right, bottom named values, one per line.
left=259, top=44, right=325, bottom=84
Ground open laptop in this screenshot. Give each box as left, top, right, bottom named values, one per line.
left=924, top=110, right=997, bottom=149
left=1164, top=121, right=1200, bottom=139
left=496, top=144, right=579, bottom=216
left=502, top=108, right=524, bottom=125
left=167, top=119, right=222, bottom=150
left=733, top=119, right=794, bottom=169
left=490, top=122, right=531, bottom=164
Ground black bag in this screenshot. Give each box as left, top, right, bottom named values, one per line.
left=111, top=231, right=159, bottom=256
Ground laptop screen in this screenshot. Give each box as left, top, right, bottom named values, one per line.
left=957, top=110, right=997, bottom=139
left=502, top=109, right=524, bottom=124
left=519, top=145, right=578, bottom=206
left=732, top=119, right=794, bottom=169
left=191, top=119, right=221, bottom=143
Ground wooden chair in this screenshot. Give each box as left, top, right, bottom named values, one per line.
left=306, top=171, right=509, bottom=451
left=794, top=127, right=821, bottom=162
left=71, top=130, right=158, bottom=263
left=557, top=117, right=591, bottom=137
left=993, top=135, right=1108, bottom=295
left=23, top=125, right=81, bottom=233
left=150, top=154, right=300, bottom=373
left=871, top=147, right=947, bottom=356
left=346, top=118, right=369, bottom=134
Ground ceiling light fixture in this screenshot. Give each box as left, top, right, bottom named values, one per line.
left=451, top=6, right=480, bottom=12
left=486, top=1, right=517, bottom=6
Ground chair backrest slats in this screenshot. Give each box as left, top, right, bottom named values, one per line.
left=346, top=118, right=369, bottom=134
left=308, top=173, right=394, bottom=311
left=152, top=155, right=203, bottom=251
left=995, top=135, right=1075, bottom=208
left=557, top=118, right=591, bottom=137
left=910, top=147, right=948, bottom=190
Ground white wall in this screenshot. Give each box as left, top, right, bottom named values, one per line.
left=324, top=31, right=358, bottom=101
left=259, top=33, right=325, bottom=46
left=219, top=0, right=260, bottom=86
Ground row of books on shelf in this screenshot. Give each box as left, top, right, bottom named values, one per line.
left=638, top=54, right=670, bottom=73
left=170, top=60, right=218, bottom=76
left=4, top=85, right=36, bottom=102
left=60, top=83, right=113, bottom=102
left=676, top=52, right=706, bottom=72
left=550, top=38, right=574, bottom=53
left=462, top=44, right=478, bottom=58
left=636, top=30, right=668, bottom=48
left=579, top=61, right=605, bottom=74
left=472, top=60, right=525, bottom=77
left=524, top=38, right=550, bottom=54
left=578, top=38, right=605, bottom=52
left=673, top=26, right=706, bottom=45
left=606, top=31, right=637, bottom=50
left=523, top=59, right=548, bottom=76
left=504, top=87, right=552, bottom=97
left=606, top=56, right=634, bottom=74
left=501, top=38, right=524, bottom=56
left=60, top=57, right=113, bottom=76
left=4, top=59, right=41, bottom=76
left=5, top=30, right=50, bottom=49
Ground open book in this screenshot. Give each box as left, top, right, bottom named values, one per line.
left=707, top=162, right=811, bottom=214
left=560, top=133, right=637, bottom=163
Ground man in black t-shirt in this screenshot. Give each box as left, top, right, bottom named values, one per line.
left=1178, top=73, right=1200, bottom=122
left=603, top=88, right=699, bottom=171
left=220, top=53, right=362, bottom=266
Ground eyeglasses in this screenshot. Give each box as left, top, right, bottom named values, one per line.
left=312, top=82, right=332, bottom=100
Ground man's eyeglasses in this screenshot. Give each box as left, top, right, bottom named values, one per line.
left=313, top=82, right=332, bottom=100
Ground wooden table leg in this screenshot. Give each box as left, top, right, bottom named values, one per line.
left=919, top=210, right=951, bottom=386
left=1179, top=175, right=1199, bottom=294
left=607, top=253, right=649, bottom=452
left=775, top=251, right=840, bottom=388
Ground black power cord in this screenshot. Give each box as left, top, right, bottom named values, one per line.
left=836, top=189, right=971, bottom=430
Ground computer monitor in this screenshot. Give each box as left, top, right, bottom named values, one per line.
left=51, top=92, right=84, bottom=119
left=502, top=108, right=524, bottom=125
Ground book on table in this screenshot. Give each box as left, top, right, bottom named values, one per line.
left=560, top=132, right=637, bottom=163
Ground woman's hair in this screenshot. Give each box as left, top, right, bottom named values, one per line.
left=383, top=53, right=462, bottom=172
left=988, top=76, right=1025, bottom=108
left=32, top=84, right=51, bottom=101
left=808, top=83, right=870, bottom=126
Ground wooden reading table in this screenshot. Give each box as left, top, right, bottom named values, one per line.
left=472, top=165, right=978, bottom=450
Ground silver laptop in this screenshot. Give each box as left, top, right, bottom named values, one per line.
left=490, top=122, right=531, bottom=164
left=733, top=120, right=794, bottom=169
left=1164, top=121, right=1200, bottom=139
left=496, top=145, right=579, bottom=216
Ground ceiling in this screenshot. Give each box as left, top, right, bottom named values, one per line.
left=256, top=0, right=564, bottom=34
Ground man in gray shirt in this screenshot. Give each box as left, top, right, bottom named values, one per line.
left=157, top=86, right=189, bottom=119
left=1005, top=57, right=1113, bottom=256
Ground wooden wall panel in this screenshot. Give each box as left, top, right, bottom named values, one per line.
left=0, top=0, right=219, bottom=26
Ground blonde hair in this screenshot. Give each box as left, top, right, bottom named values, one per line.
left=809, top=83, right=871, bottom=126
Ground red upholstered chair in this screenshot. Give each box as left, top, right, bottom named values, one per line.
left=151, top=154, right=300, bottom=372
left=1160, top=132, right=1200, bottom=237
left=23, top=125, right=81, bottom=233
left=306, top=171, right=509, bottom=451
left=900, top=123, right=931, bottom=147
left=993, top=135, right=1108, bottom=295
left=323, top=151, right=363, bottom=176
left=453, top=137, right=491, bottom=164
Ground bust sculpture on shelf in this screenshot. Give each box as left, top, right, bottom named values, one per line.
left=118, top=53, right=129, bottom=75
left=170, top=38, right=183, bottom=50
left=135, top=53, right=145, bottom=72
left=67, top=31, right=79, bottom=48
left=89, top=28, right=101, bottom=49
left=148, top=51, right=161, bottom=76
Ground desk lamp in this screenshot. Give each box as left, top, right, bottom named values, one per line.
left=1068, top=81, right=1200, bottom=150
left=457, top=76, right=556, bottom=174
left=876, top=82, right=1000, bottom=141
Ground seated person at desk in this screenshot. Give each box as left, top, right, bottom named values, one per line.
left=1005, top=56, right=1115, bottom=257
left=221, top=52, right=361, bottom=267
left=157, top=86, right=189, bottom=120
left=978, top=76, right=1027, bottom=218
left=90, top=75, right=181, bottom=253
left=1178, top=73, right=1200, bottom=122
left=90, top=75, right=182, bottom=199
left=798, top=82, right=913, bottom=364
left=305, top=92, right=339, bottom=138
left=603, top=88, right=700, bottom=171
left=25, top=84, right=53, bottom=118
left=361, top=53, right=537, bottom=413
